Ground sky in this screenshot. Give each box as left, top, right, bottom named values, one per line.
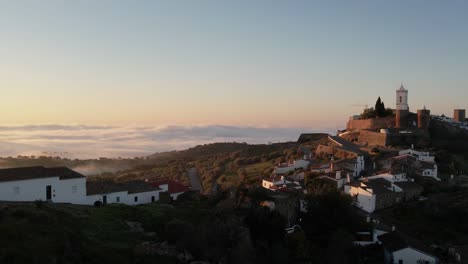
left=0, top=1, right=467, bottom=157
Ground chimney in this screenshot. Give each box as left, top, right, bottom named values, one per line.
left=347, top=174, right=351, bottom=183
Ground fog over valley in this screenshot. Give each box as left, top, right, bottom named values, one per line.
left=0, top=124, right=331, bottom=159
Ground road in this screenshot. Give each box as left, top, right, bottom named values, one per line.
left=187, top=167, right=202, bottom=192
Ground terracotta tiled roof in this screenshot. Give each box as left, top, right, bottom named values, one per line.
left=393, top=181, right=422, bottom=191
left=363, top=178, right=393, bottom=194
left=148, top=180, right=190, bottom=194
left=87, top=180, right=161, bottom=195
left=0, top=166, right=85, bottom=183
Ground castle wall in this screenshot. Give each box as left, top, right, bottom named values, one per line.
left=347, top=116, right=395, bottom=130
left=358, top=130, right=389, bottom=146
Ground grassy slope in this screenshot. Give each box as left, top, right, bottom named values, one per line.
left=0, top=201, right=215, bottom=264
left=95, top=142, right=307, bottom=194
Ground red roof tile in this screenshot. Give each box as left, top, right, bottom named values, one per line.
left=148, top=180, right=190, bottom=194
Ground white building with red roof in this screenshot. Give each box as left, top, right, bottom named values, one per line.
left=149, top=180, right=190, bottom=200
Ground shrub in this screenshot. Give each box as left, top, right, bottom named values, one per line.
left=34, top=200, right=44, bottom=209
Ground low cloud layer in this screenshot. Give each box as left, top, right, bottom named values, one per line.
left=0, top=124, right=331, bottom=159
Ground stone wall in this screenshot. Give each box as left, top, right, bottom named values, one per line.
left=347, top=116, right=395, bottom=130
left=387, top=130, right=431, bottom=148
left=339, top=131, right=360, bottom=142
left=358, top=130, right=389, bottom=146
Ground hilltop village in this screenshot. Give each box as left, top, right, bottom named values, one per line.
left=1, top=85, right=468, bottom=263
left=257, top=85, right=468, bottom=264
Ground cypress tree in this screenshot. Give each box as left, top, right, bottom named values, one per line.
left=375, top=97, right=385, bottom=117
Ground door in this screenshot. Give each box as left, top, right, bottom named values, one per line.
left=46, top=185, right=52, bottom=200
left=102, top=195, right=107, bottom=205
left=151, top=196, right=155, bottom=202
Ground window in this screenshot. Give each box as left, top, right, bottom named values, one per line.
left=116, top=196, right=120, bottom=203
left=72, top=185, right=77, bottom=193
left=13, top=186, right=20, bottom=195
left=400, top=96, right=402, bottom=103
left=134, top=196, right=138, bottom=202
left=398, top=260, right=403, bottom=264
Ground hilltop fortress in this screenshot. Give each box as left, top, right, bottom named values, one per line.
left=342, top=85, right=465, bottom=148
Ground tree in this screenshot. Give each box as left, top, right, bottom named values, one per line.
left=375, top=97, right=386, bottom=117
left=360, top=107, right=376, bottom=119
left=301, top=190, right=367, bottom=240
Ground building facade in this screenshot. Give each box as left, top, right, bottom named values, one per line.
left=0, top=166, right=188, bottom=206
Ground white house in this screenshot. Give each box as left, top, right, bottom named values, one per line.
left=378, top=232, right=439, bottom=264
left=367, top=172, right=409, bottom=183
left=317, top=170, right=351, bottom=189
left=333, top=156, right=365, bottom=177
left=85, top=180, right=163, bottom=205
left=345, top=180, right=379, bottom=213
left=414, top=161, right=439, bottom=181
left=312, top=156, right=365, bottom=178
left=344, top=173, right=422, bottom=213
left=310, top=163, right=332, bottom=174
left=399, top=149, right=435, bottom=163
left=0, top=166, right=87, bottom=204
left=261, top=175, right=303, bottom=192
left=274, top=159, right=310, bottom=175
left=0, top=166, right=178, bottom=206
left=148, top=180, right=190, bottom=200
left=392, top=154, right=440, bottom=181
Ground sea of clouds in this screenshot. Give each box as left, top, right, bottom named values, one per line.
left=0, top=125, right=332, bottom=159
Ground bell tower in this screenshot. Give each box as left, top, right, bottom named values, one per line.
left=396, top=84, right=408, bottom=111
left=395, top=84, right=409, bottom=128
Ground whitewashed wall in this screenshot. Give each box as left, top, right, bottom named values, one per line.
left=355, top=156, right=365, bottom=176
left=0, top=176, right=163, bottom=206
left=86, top=190, right=162, bottom=206
left=85, top=191, right=128, bottom=205
left=124, top=190, right=161, bottom=205
left=54, top=178, right=87, bottom=204
left=399, top=149, right=435, bottom=163
left=346, top=186, right=376, bottom=213
left=0, top=177, right=60, bottom=202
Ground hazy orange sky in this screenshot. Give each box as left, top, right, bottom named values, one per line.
left=1, top=1, right=467, bottom=130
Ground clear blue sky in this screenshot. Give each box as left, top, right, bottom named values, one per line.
left=0, top=0, right=467, bottom=129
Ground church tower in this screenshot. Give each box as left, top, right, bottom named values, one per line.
left=395, top=84, right=409, bottom=128
left=396, top=84, right=408, bottom=111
